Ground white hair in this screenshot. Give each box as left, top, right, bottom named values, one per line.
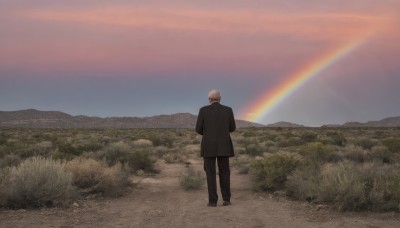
left=208, top=89, right=221, bottom=102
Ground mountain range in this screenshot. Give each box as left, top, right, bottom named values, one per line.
left=322, top=116, right=400, bottom=128
left=1, top=109, right=399, bottom=128
left=0, top=109, right=263, bottom=128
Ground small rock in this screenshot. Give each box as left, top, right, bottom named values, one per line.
left=73, top=202, right=80, bottom=208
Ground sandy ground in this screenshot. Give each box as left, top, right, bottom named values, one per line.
left=1, top=158, right=399, bottom=228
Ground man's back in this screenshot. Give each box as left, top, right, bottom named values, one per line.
left=196, top=102, right=236, bottom=157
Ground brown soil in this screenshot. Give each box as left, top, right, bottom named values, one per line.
left=1, top=158, right=399, bottom=228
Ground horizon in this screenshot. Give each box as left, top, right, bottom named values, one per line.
left=1, top=108, right=398, bottom=127
left=1, top=1, right=399, bottom=126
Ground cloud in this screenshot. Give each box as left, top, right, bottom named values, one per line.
left=19, top=6, right=382, bottom=41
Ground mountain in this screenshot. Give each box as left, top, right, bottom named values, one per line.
left=341, top=116, right=400, bottom=127
left=321, top=116, right=400, bottom=127
left=265, top=121, right=305, bottom=128
left=0, top=109, right=263, bottom=128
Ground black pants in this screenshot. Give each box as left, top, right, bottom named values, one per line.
left=203, top=156, right=231, bottom=203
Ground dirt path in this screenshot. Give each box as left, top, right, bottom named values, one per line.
left=1, top=158, right=399, bottom=228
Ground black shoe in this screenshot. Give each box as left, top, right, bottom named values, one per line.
left=207, top=202, right=217, bottom=207
left=223, top=201, right=231, bottom=206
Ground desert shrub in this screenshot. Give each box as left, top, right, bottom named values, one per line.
left=356, top=138, right=378, bottom=150
left=286, top=166, right=320, bottom=202
left=65, top=158, right=129, bottom=196
left=133, top=139, right=153, bottom=147
left=370, top=145, right=392, bottom=163
left=286, top=161, right=400, bottom=212
left=243, top=131, right=257, bottom=137
left=57, top=141, right=103, bottom=159
left=368, top=165, right=400, bottom=211
left=100, top=141, right=131, bottom=165
left=0, top=153, right=21, bottom=168
left=154, top=146, right=168, bottom=158
left=0, top=133, right=8, bottom=145
left=147, top=135, right=174, bottom=147
left=33, top=141, right=54, bottom=156
left=78, top=142, right=103, bottom=153
left=163, top=149, right=185, bottom=164
left=317, top=163, right=368, bottom=211
left=301, top=132, right=317, bottom=143
left=180, top=167, right=204, bottom=190
left=327, top=132, right=347, bottom=146
left=342, top=145, right=371, bottom=163
left=245, top=143, right=263, bottom=156
left=235, top=147, right=246, bottom=155
left=1, top=157, right=74, bottom=208
left=0, top=168, right=10, bottom=206
left=128, top=149, right=155, bottom=172
left=278, top=137, right=304, bottom=147
left=100, top=142, right=155, bottom=172
left=250, top=154, right=300, bottom=191
left=58, top=143, right=82, bottom=157
left=233, top=155, right=251, bottom=175
left=382, top=138, right=400, bottom=153
left=299, top=142, right=339, bottom=163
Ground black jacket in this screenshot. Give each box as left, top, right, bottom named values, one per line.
left=195, top=102, right=236, bottom=157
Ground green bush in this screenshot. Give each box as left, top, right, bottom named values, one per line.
left=100, top=141, right=131, bottom=165
left=243, top=131, right=257, bottom=137
left=251, top=154, right=300, bottom=191
left=1, top=157, right=74, bottom=208
left=0, top=133, right=9, bottom=145
left=356, top=138, right=378, bottom=150
left=382, top=138, right=400, bottom=153
left=301, top=132, right=317, bottom=143
left=245, top=143, right=263, bottom=156
left=371, top=145, right=392, bottom=163
left=180, top=167, right=204, bottom=190
left=327, top=132, right=347, bottom=146
left=299, top=142, right=339, bottom=163
left=287, top=162, right=400, bottom=211
left=147, top=135, right=174, bottom=147
left=128, top=149, right=155, bottom=172
left=58, top=143, right=83, bottom=156
left=100, top=142, right=155, bottom=172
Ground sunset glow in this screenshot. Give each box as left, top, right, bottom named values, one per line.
left=1, top=1, right=399, bottom=126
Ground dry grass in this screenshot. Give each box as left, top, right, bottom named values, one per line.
left=65, top=158, right=129, bottom=196
left=1, top=157, right=74, bottom=208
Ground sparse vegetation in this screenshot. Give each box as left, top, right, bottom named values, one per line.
left=180, top=167, right=204, bottom=190
left=251, top=154, right=300, bottom=191
left=65, top=158, right=129, bottom=196
left=0, top=157, right=74, bottom=208
left=1, top=127, right=400, bottom=212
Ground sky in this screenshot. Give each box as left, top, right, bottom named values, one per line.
left=0, top=0, right=399, bottom=126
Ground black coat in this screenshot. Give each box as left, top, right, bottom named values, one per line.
left=195, top=102, right=236, bottom=157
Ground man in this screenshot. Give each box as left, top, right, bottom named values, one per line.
left=195, top=89, right=236, bottom=207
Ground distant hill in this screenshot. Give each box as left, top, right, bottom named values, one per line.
left=322, top=116, right=400, bottom=127
left=0, top=109, right=264, bottom=128
left=265, top=121, right=305, bottom=128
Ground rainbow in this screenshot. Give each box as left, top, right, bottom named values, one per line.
left=244, top=37, right=367, bottom=123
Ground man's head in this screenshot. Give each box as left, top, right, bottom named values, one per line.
left=208, top=89, right=221, bottom=104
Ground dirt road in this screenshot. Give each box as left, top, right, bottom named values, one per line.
left=1, top=158, right=399, bottom=228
